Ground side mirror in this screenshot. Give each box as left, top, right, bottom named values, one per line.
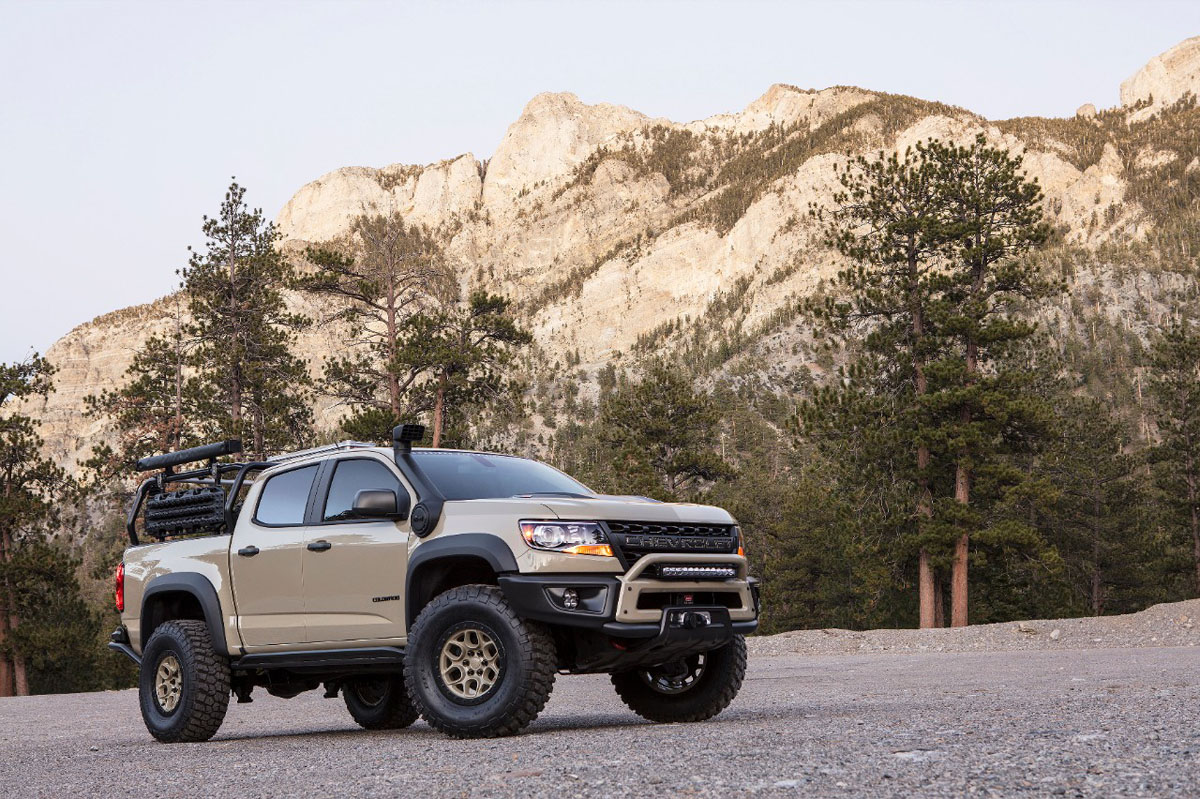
left=351, top=489, right=410, bottom=520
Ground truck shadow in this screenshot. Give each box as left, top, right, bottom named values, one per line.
left=212, top=709, right=756, bottom=744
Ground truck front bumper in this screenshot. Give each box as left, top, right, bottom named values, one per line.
left=499, top=570, right=758, bottom=672
left=497, top=555, right=760, bottom=639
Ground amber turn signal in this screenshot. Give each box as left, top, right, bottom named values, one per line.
left=561, top=543, right=614, bottom=557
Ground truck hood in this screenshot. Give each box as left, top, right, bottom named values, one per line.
left=443, top=495, right=735, bottom=525
left=531, top=494, right=735, bottom=525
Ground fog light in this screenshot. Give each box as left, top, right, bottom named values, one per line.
left=562, top=588, right=579, bottom=610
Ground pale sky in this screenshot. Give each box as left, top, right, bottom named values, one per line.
left=1, top=0, right=1197, bottom=364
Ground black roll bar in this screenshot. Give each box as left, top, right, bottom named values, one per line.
left=135, top=439, right=242, bottom=473
left=124, top=452, right=271, bottom=545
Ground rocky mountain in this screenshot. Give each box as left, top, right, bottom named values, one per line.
left=24, top=37, right=1200, bottom=472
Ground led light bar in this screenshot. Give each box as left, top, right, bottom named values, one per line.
left=658, top=565, right=738, bottom=579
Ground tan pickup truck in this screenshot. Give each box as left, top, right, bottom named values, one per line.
left=109, top=424, right=759, bottom=742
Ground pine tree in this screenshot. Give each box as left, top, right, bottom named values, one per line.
left=931, top=135, right=1055, bottom=625
left=4, top=539, right=108, bottom=694
left=0, top=355, right=67, bottom=696
left=807, top=142, right=954, bottom=627
left=417, top=291, right=533, bottom=448
left=181, top=180, right=312, bottom=458
left=590, top=361, right=732, bottom=500
left=1038, top=396, right=1153, bottom=614
left=789, top=368, right=917, bottom=630
left=806, top=137, right=1057, bottom=627
left=1149, top=318, right=1200, bottom=595
left=299, top=212, right=453, bottom=441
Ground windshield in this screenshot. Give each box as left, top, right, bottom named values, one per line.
left=411, top=451, right=591, bottom=500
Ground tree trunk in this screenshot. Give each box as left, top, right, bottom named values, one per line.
left=0, top=582, right=10, bottom=697
left=13, top=654, right=27, bottom=696
left=172, top=298, right=184, bottom=451
left=230, top=364, right=242, bottom=427
left=916, top=436, right=936, bottom=628
left=933, top=576, right=945, bottom=628
left=1187, top=453, right=1200, bottom=596
left=912, top=274, right=936, bottom=628
left=228, top=248, right=242, bottom=428
left=950, top=326, right=977, bottom=628
left=1091, top=494, right=1103, bottom=615
left=386, top=277, right=401, bottom=419
left=0, top=526, right=13, bottom=697
left=1192, top=504, right=1200, bottom=598
left=951, top=462, right=970, bottom=627
left=431, top=372, right=447, bottom=448
left=251, top=401, right=265, bottom=460
left=918, top=549, right=936, bottom=628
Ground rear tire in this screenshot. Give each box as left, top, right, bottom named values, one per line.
left=405, top=585, right=556, bottom=738
left=138, top=620, right=231, bottom=743
left=344, top=672, right=419, bottom=730
left=611, top=635, right=747, bottom=723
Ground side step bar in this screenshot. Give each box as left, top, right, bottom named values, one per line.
left=231, top=647, right=405, bottom=673
left=107, top=624, right=405, bottom=675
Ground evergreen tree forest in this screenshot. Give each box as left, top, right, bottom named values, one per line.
left=9, top=110, right=1200, bottom=695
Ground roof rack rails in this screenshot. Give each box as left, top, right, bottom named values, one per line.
left=267, top=440, right=378, bottom=464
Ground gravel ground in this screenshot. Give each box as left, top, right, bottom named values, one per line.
left=750, top=599, right=1200, bottom=657
left=2, top=604, right=1199, bottom=798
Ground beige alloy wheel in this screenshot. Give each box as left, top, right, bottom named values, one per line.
left=438, top=628, right=500, bottom=700
left=155, top=654, right=183, bottom=713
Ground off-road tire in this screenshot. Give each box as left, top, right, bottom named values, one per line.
left=343, top=672, right=419, bottom=730
left=611, top=635, right=747, bottom=723
left=406, top=585, right=556, bottom=738
left=138, top=620, right=231, bottom=743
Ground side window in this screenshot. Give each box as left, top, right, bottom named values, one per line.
left=254, top=465, right=319, bottom=526
left=323, top=459, right=403, bottom=521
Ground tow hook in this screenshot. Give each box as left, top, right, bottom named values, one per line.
left=670, top=610, right=713, bottom=629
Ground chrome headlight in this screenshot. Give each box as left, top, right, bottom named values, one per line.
left=519, top=520, right=613, bottom=557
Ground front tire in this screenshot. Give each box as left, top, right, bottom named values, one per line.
left=611, top=635, right=747, bottom=723
left=344, top=672, right=419, bottom=730
left=405, top=585, right=556, bottom=738
left=138, top=620, right=231, bottom=743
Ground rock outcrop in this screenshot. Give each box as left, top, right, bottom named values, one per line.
left=1121, top=35, right=1200, bottom=121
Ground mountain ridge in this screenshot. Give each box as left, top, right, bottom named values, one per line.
left=23, top=36, right=1200, bottom=473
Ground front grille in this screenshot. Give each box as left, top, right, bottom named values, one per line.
left=606, top=521, right=733, bottom=537
left=604, top=520, right=737, bottom=566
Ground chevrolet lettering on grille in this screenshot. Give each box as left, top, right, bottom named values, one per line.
left=624, top=535, right=730, bottom=550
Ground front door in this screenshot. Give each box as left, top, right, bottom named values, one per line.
left=302, top=455, right=411, bottom=644
left=229, top=463, right=319, bottom=648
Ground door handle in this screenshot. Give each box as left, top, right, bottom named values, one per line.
left=237, top=545, right=260, bottom=557
left=307, top=540, right=332, bottom=552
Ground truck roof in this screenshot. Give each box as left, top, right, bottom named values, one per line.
left=265, top=441, right=525, bottom=468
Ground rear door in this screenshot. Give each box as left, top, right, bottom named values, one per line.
left=302, top=455, right=412, bottom=644
left=229, top=463, right=320, bottom=649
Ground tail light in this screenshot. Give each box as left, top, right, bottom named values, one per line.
left=114, top=562, right=125, bottom=613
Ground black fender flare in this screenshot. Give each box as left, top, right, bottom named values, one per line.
left=405, top=533, right=520, bottom=626
left=140, top=573, right=230, bottom=656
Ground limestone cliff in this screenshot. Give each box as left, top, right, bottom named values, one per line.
left=1120, top=35, right=1200, bottom=121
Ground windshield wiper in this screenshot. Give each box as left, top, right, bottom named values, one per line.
left=512, top=491, right=593, bottom=499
